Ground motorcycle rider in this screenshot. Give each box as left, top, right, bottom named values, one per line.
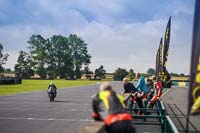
left=91, top=82, right=136, bottom=133
left=47, top=82, right=57, bottom=97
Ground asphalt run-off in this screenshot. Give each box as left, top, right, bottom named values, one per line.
left=0, top=82, right=199, bottom=133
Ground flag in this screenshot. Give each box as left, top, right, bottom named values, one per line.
left=188, top=0, right=200, bottom=114
left=162, top=16, right=171, bottom=84
left=156, top=38, right=163, bottom=81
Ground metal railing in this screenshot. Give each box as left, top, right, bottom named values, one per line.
left=127, top=100, right=179, bottom=133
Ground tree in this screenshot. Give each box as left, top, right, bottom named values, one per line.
left=84, top=65, right=91, bottom=79
left=128, top=69, right=135, bottom=81
left=49, top=35, right=72, bottom=79
left=170, top=72, right=178, bottom=76
left=147, top=68, right=156, bottom=76
left=28, top=35, right=47, bottom=79
left=94, top=65, right=106, bottom=79
left=68, top=34, right=91, bottom=79
left=113, top=68, right=128, bottom=81
left=0, top=43, right=9, bottom=72
left=15, top=51, right=34, bottom=79
left=179, top=73, right=185, bottom=77
left=4, top=68, right=13, bottom=73
left=26, top=34, right=91, bottom=79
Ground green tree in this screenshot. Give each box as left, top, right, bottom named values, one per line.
left=26, top=34, right=91, bottom=80
left=84, top=65, right=91, bottom=79
left=68, top=34, right=91, bottom=79
left=128, top=69, right=135, bottom=81
left=94, top=65, right=106, bottom=79
left=179, top=73, right=185, bottom=77
left=4, top=68, right=13, bottom=73
left=28, top=35, right=47, bottom=79
left=15, top=51, right=34, bottom=79
left=170, top=72, right=178, bottom=76
left=113, top=68, right=128, bottom=81
left=147, top=68, right=156, bottom=76
left=0, top=43, right=9, bottom=72
left=49, top=35, right=73, bottom=79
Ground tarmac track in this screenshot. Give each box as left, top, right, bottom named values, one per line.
left=1, top=82, right=200, bottom=133
left=0, top=82, right=125, bottom=133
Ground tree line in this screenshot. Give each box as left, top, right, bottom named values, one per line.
left=14, top=34, right=92, bottom=79
left=0, top=36, right=188, bottom=80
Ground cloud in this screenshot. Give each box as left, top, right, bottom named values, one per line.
left=0, top=0, right=194, bottom=74
left=3, top=51, right=19, bottom=70
left=78, top=18, right=192, bottom=74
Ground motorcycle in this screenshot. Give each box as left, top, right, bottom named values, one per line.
left=47, top=86, right=56, bottom=102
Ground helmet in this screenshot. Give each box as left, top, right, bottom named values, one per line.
left=49, top=82, right=54, bottom=85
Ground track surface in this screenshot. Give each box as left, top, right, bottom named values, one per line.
left=0, top=82, right=126, bottom=133
left=162, top=87, right=200, bottom=133
left=1, top=82, right=200, bottom=133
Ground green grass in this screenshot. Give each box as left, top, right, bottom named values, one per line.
left=0, top=80, right=98, bottom=96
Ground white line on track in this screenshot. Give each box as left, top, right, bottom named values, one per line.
left=0, top=117, right=93, bottom=122
left=0, top=102, right=12, bottom=103
left=0, top=102, right=91, bottom=105
left=0, top=108, right=57, bottom=111
left=0, top=108, right=92, bottom=111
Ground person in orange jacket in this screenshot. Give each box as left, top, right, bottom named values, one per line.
left=91, top=82, right=136, bottom=133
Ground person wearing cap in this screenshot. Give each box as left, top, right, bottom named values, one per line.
left=91, top=82, right=136, bottom=133
left=147, top=76, right=162, bottom=108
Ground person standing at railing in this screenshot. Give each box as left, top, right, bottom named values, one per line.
left=147, top=76, right=162, bottom=108
left=122, top=78, right=137, bottom=109
left=146, top=78, right=155, bottom=100
left=91, top=82, right=136, bottom=133
left=135, top=73, right=147, bottom=115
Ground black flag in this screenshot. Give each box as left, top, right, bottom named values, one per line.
left=188, top=0, right=200, bottom=114
left=156, top=38, right=163, bottom=81
left=162, top=16, right=171, bottom=84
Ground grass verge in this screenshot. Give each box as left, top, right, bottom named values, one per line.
left=0, top=80, right=98, bottom=96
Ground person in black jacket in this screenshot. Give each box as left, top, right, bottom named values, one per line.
left=122, top=78, right=137, bottom=94
left=122, top=78, right=138, bottom=110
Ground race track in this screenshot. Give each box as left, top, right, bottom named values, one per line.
left=1, top=82, right=200, bottom=133
left=0, top=82, right=124, bottom=133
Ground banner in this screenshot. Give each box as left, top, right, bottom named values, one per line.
left=188, top=0, right=200, bottom=114
left=162, top=16, right=171, bottom=84
left=156, top=38, right=163, bottom=81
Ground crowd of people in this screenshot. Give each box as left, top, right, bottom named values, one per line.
left=91, top=72, right=162, bottom=133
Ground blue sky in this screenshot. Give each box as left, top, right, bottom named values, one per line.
left=0, top=0, right=195, bottom=74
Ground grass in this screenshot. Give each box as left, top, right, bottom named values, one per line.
left=0, top=80, right=98, bottom=96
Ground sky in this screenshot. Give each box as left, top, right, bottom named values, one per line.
left=0, top=0, right=195, bottom=74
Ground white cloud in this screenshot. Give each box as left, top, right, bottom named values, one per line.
left=77, top=17, right=192, bottom=74
left=3, top=51, right=19, bottom=70
left=2, top=17, right=192, bottom=74
left=1, top=0, right=194, bottom=74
